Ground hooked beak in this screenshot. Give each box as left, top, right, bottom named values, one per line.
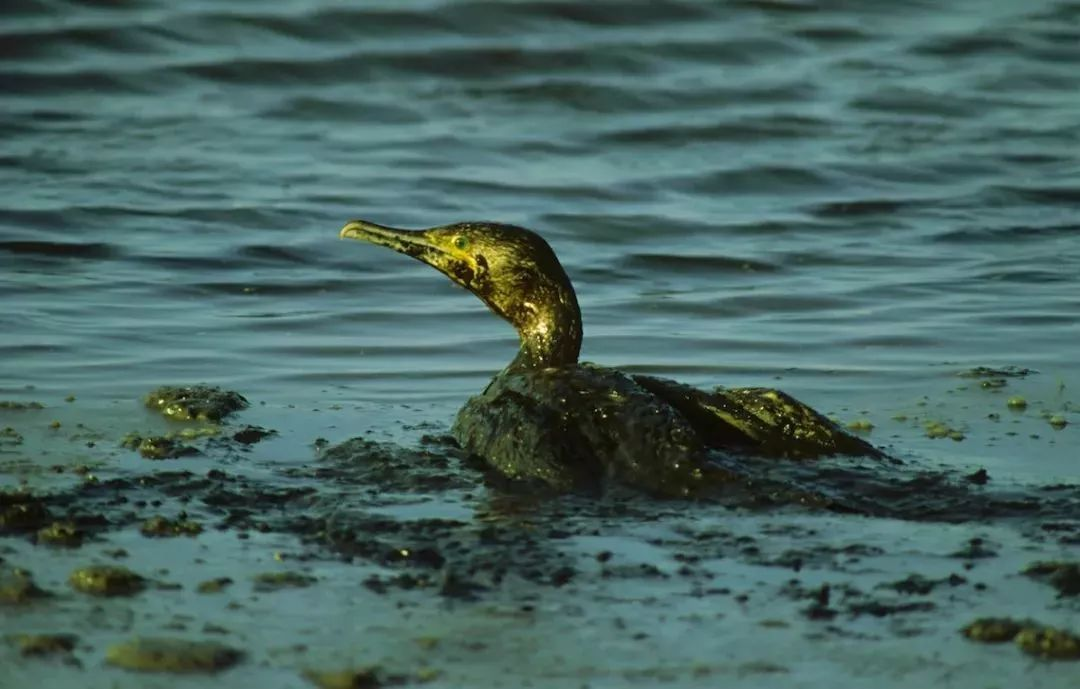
left=339, top=218, right=477, bottom=288
left=339, top=219, right=438, bottom=262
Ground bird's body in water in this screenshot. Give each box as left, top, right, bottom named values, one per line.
left=340, top=220, right=881, bottom=497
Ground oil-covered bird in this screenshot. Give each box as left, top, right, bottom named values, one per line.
left=339, top=219, right=882, bottom=497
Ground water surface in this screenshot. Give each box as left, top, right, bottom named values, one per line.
left=1, top=1, right=1078, bottom=686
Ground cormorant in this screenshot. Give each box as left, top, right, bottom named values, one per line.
left=340, top=220, right=881, bottom=497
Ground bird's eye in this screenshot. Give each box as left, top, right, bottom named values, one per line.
left=453, top=235, right=470, bottom=251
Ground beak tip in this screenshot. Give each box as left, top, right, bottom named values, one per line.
left=338, top=219, right=419, bottom=249
left=339, top=221, right=362, bottom=240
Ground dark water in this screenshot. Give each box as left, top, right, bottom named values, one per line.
left=5, top=1, right=1079, bottom=477
left=4, top=0, right=1080, bottom=415
left=2, top=2, right=1080, bottom=686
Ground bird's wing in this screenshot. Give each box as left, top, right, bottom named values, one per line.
left=630, top=375, right=883, bottom=459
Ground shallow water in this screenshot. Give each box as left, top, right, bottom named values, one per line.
left=2, top=1, right=1079, bottom=686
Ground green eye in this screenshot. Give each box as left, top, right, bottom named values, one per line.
left=453, top=235, right=470, bottom=251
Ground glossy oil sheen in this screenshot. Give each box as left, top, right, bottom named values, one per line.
left=1, top=0, right=1078, bottom=477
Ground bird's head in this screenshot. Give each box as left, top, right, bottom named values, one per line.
left=340, top=219, right=582, bottom=368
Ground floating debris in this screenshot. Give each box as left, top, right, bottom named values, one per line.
left=0, top=401, right=45, bottom=410
left=141, top=515, right=203, bottom=538
left=7, top=633, right=78, bottom=658
left=36, top=521, right=85, bottom=547
left=879, top=573, right=966, bottom=596
left=963, top=618, right=1080, bottom=660
left=121, top=433, right=199, bottom=460
left=846, top=418, right=874, bottom=433
left=950, top=538, right=997, bottom=560
left=1006, top=396, right=1028, bottom=410
left=0, top=567, right=51, bottom=605
left=0, top=499, right=53, bottom=534
left=105, top=637, right=244, bottom=673
left=252, top=571, right=317, bottom=592
left=1016, top=626, right=1080, bottom=660
left=68, top=565, right=145, bottom=597
left=232, top=425, right=276, bottom=445
left=196, top=577, right=233, bottom=594
left=303, top=665, right=405, bottom=689
left=923, top=420, right=964, bottom=441
left=144, top=385, right=248, bottom=423
left=1023, top=561, right=1080, bottom=597
left=958, top=366, right=1034, bottom=379
left=0, top=426, right=24, bottom=447
left=962, top=617, right=1026, bottom=643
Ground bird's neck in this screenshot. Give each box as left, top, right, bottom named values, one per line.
left=508, top=289, right=582, bottom=370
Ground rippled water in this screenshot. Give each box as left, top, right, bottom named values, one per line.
left=3, top=2, right=1079, bottom=455
left=3, top=2, right=1080, bottom=686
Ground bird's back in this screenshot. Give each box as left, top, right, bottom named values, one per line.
left=452, top=363, right=715, bottom=497
left=452, top=363, right=883, bottom=497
